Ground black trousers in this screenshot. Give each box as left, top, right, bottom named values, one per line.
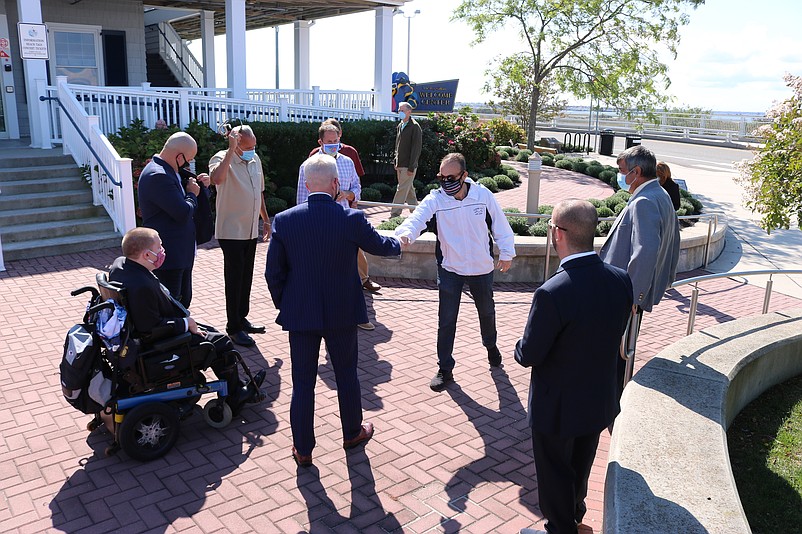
left=154, top=266, right=193, bottom=308
left=191, top=325, right=240, bottom=393
left=531, top=429, right=601, bottom=534
left=218, top=238, right=257, bottom=334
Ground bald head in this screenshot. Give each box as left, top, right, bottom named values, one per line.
left=552, top=199, right=598, bottom=254
left=303, top=154, right=339, bottom=195
left=158, top=132, right=197, bottom=171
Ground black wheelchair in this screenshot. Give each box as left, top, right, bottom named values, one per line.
left=69, top=273, right=265, bottom=461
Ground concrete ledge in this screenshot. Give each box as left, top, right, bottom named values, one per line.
left=604, top=309, right=802, bottom=533
left=368, top=218, right=726, bottom=283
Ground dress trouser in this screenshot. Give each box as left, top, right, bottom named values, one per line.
left=190, top=325, right=241, bottom=393
left=154, top=266, right=193, bottom=308
left=218, top=238, right=257, bottom=334
left=531, top=430, right=601, bottom=534
left=390, top=167, right=418, bottom=217
left=357, top=249, right=369, bottom=282
left=289, top=326, right=362, bottom=456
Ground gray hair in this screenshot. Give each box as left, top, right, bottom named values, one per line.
left=303, top=153, right=339, bottom=191
left=617, top=145, right=656, bottom=179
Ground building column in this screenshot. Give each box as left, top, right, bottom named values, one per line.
left=293, top=20, right=311, bottom=90
left=373, top=7, right=394, bottom=113
left=225, top=0, right=246, bottom=99
left=200, top=10, right=216, bottom=88
left=17, top=0, right=50, bottom=147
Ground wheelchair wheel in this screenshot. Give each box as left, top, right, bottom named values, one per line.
left=203, top=399, right=232, bottom=429
left=119, top=402, right=180, bottom=461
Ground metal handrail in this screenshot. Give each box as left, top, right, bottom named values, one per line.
left=39, top=95, right=120, bottom=187
left=670, top=269, right=802, bottom=335
left=152, top=24, right=202, bottom=88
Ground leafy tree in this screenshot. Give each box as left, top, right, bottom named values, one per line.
left=736, top=74, right=802, bottom=233
left=484, top=54, right=566, bottom=136
left=454, top=0, right=704, bottom=149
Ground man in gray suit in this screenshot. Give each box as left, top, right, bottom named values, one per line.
left=599, top=145, right=680, bottom=392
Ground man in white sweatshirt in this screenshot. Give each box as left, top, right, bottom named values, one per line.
left=395, top=152, right=516, bottom=391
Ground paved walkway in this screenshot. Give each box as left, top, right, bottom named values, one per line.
left=2, top=157, right=800, bottom=534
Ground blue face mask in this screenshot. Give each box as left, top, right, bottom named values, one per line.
left=322, top=143, right=340, bottom=156
left=398, top=110, right=407, bottom=119
left=240, top=149, right=255, bottom=161
left=617, top=171, right=632, bottom=191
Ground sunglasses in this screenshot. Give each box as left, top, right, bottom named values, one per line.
left=436, top=172, right=464, bottom=183
left=548, top=221, right=568, bottom=232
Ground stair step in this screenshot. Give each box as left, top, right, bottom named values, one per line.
left=0, top=189, right=93, bottom=210
left=2, top=232, right=122, bottom=262
left=0, top=163, right=82, bottom=181
left=0, top=204, right=106, bottom=226
left=1, top=176, right=88, bottom=195
left=1, top=217, right=116, bottom=244
left=0, top=153, right=76, bottom=169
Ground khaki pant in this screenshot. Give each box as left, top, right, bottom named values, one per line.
left=391, top=166, right=418, bottom=218
left=358, top=249, right=368, bottom=283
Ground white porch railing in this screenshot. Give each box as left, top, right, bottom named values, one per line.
left=46, top=77, right=136, bottom=235
left=43, top=84, right=394, bottom=139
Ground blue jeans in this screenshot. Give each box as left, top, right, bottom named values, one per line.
left=436, top=265, right=497, bottom=371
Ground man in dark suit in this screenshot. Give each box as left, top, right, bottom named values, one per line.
left=137, top=132, right=210, bottom=308
left=515, top=200, right=633, bottom=534
left=109, top=227, right=265, bottom=415
left=265, top=154, right=401, bottom=467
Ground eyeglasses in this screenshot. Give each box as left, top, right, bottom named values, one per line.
left=548, top=221, right=568, bottom=232
left=436, top=172, right=464, bottom=183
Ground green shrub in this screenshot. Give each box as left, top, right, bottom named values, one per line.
left=679, top=188, right=692, bottom=199
left=604, top=165, right=619, bottom=174
left=542, top=155, right=555, bottom=167
left=506, top=168, right=521, bottom=182
left=572, top=160, right=589, bottom=174
left=497, top=149, right=511, bottom=160
left=680, top=199, right=695, bottom=213
left=554, top=154, right=566, bottom=161
left=599, top=170, right=616, bottom=184
left=676, top=207, right=688, bottom=216
left=276, top=186, right=297, bottom=205
left=508, top=146, right=520, bottom=156
left=586, top=164, right=604, bottom=178
left=426, top=182, right=440, bottom=193
left=528, top=220, right=549, bottom=237
left=503, top=208, right=530, bottom=236
left=478, top=177, right=499, bottom=192
left=605, top=196, right=622, bottom=210
left=587, top=160, right=601, bottom=167
left=614, top=202, right=627, bottom=215
left=500, top=164, right=515, bottom=172
left=516, top=149, right=533, bottom=162
left=688, top=197, right=703, bottom=213
left=538, top=204, right=554, bottom=215
left=587, top=198, right=603, bottom=208
left=597, top=206, right=614, bottom=218
left=371, top=182, right=396, bottom=199
left=614, top=190, right=632, bottom=202
left=265, top=196, right=288, bottom=216
left=596, top=221, right=613, bottom=237
left=377, top=216, right=406, bottom=231
left=361, top=187, right=382, bottom=202
left=555, top=159, right=574, bottom=170
left=486, top=117, right=526, bottom=147
left=494, top=175, right=515, bottom=190
left=482, top=168, right=499, bottom=177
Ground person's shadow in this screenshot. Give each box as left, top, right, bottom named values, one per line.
left=47, top=358, right=283, bottom=533
left=441, top=365, right=538, bottom=531
left=296, top=447, right=402, bottom=532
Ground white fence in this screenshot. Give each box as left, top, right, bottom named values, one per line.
left=50, top=77, right=136, bottom=235
left=43, top=84, right=393, bottom=139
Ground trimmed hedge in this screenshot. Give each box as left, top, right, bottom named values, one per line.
left=494, top=175, right=516, bottom=190
left=478, top=177, right=499, bottom=192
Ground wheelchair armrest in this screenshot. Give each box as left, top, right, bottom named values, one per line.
left=146, top=332, right=192, bottom=353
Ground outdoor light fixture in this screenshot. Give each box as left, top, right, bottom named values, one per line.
left=394, top=8, right=421, bottom=75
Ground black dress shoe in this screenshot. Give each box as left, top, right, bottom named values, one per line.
left=230, top=330, right=256, bottom=347
left=242, top=320, right=266, bottom=334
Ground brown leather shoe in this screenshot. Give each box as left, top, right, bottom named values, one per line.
left=291, top=446, right=313, bottom=467
left=343, top=422, right=374, bottom=450
left=362, top=278, right=382, bottom=292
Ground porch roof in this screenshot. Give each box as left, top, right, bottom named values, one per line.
left=144, top=0, right=410, bottom=40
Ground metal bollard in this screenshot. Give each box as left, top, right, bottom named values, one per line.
left=526, top=152, right=543, bottom=218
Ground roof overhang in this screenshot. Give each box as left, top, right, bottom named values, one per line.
left=143, top=1, right=410, bottom=40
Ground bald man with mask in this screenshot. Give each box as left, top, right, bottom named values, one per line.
left=137, top=132, right=209, bottom=308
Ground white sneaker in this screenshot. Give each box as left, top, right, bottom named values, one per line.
left=357, top=322, right=375, bottom=331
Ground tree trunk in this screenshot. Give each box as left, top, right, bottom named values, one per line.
left=527, top=84, right=541, bottom=151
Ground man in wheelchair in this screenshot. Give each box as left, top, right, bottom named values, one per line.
left=109, top=227, right=266, bottom=415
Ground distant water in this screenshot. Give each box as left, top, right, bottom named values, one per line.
left=460, top=103, right=767, bottom=121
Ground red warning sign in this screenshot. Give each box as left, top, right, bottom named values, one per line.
left=0, top=51, right=9, bottom=58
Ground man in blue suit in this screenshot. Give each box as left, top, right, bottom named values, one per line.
left=516, top=200, right=633, bottom=534
left=265, top=154, right=401, bottom=467
left=137, top=132, right=209, bottom=308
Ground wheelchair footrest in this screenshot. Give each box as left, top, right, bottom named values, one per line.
left=116, top=380, right=228, bottom=411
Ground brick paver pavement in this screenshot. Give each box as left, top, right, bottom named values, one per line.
left=2, top=166, right=799, bottom=533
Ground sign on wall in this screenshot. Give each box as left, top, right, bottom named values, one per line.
left=17, top=23, right=48, bottom=60
left=413, top=80, right=459, bottom=113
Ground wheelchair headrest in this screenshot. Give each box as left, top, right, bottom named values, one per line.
left=96, top=272, right=126, bottom=304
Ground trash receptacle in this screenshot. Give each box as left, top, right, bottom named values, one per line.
left=599, top=129, right=615, bottom=156
left=625, top=134, right=642, bottom=149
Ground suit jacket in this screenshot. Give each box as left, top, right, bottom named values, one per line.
left=599, top=179, right=680, bottom=312
left=394, top=118, right=422, bottom=170
left=108, top=256, right=188, bottom=342
left=137, top=156, right=197, bottom=270
left=515, top=254, right=633, bottom=437
left=265, top=194, right=401, bottom=331
left=662, top=178, right=681, bottom=211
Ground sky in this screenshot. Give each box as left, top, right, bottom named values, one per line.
left=188, top=0, right=802, bottom=113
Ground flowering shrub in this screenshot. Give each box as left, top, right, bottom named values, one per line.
left=737, top=74, right=802, bottom=232
left=427, top=110, right=497, bottom=172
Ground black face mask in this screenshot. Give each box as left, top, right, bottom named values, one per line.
left=176, top=156, right=197, bottom=187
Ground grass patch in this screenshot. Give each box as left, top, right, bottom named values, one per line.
left=728, top=374, right=802, bottom=533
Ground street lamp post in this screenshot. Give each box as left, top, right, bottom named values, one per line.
left=395, top=8, right=421, bottom=75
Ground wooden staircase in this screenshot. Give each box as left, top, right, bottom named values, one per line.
left=0, top=144, right=120, bottom=262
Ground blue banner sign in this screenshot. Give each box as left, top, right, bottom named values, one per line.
left=413, top=79, right=459, bottom=113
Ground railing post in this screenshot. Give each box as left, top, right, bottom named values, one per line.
left=35, top=78, right=54, bottom=149
left=703, top=217, right=714, bottom=268
left=361, top=106, right=371, bottom=119
left=279, top=98, right=289, bottom=122
left=117, top=157, right=137, bottom=234
left=763, top=276, right=773, bottom=314
left=87, top=116, right=102, bottom=206
left=687, top=284, right=699, bottom=335
left=178, top=88, right=190, bottom=129
left=312, top=86, right=320, bottom=107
